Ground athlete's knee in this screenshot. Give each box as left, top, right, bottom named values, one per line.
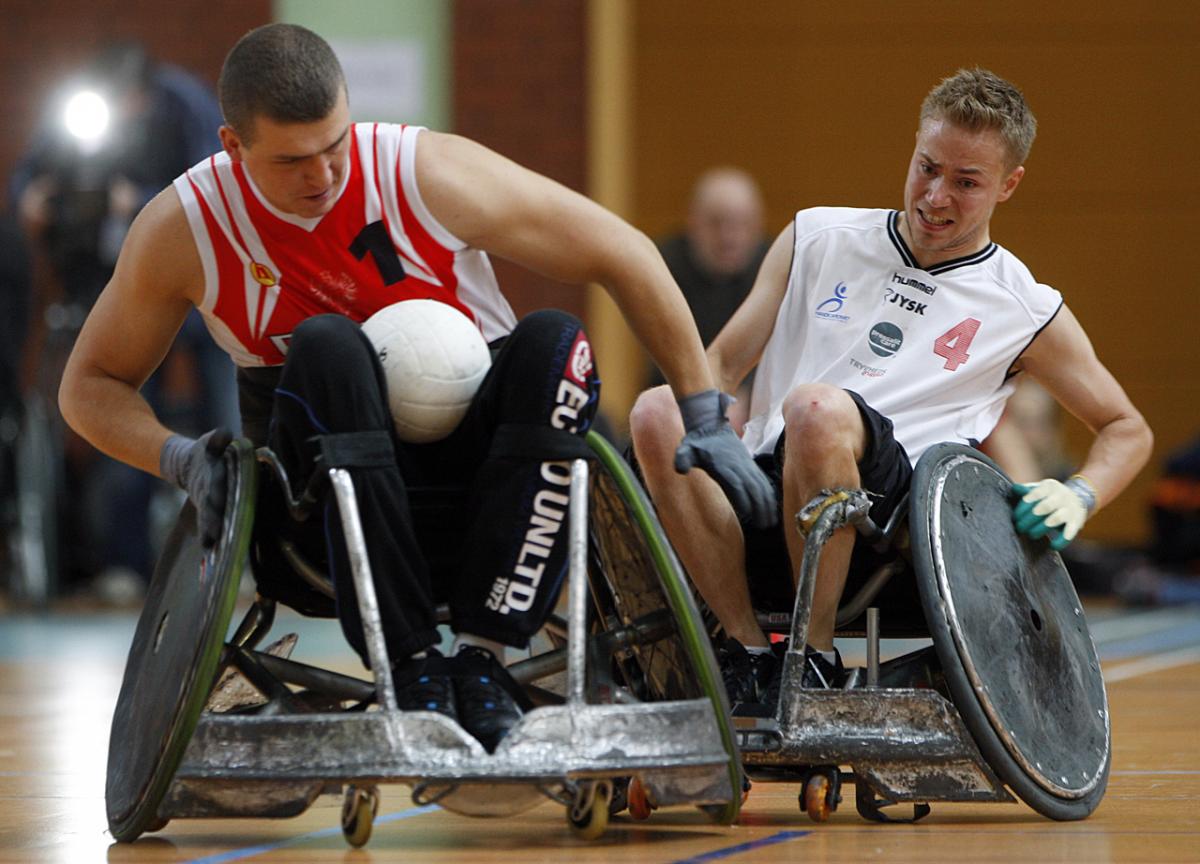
left=291, top=313, right=359, bottom=349
left=513, top=308, right=583, bottom=339
left=289, top=314, right=375, bottom=372
left=629, top=385, right=681, bottom=464
left=781, top=383, right=860, bottom=452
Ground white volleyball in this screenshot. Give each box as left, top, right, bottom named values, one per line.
left=361, top=299, right=491, bottom=443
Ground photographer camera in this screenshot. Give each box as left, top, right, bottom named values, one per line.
left=8, top=41, right=239, bottom=603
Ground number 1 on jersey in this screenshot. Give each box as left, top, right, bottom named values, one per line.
left=350, top=221, right=407, bottom=286
left=933, top=318, right=980, bottom=371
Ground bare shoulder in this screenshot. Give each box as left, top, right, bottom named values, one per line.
left=115, top=186, right=205, bottom=306
left=1013, top=304, right=1093, bottom=374
left=414, top=129, right=579, bottom=246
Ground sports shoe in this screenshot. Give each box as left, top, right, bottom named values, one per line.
left=716, top=637, right=779, bottom=713
left=451, top=645, right=526, bottom=753
left=393, top=648, right=457, bottom=721
left=800, top=645, right=845, bottom=690
left=759, top=640, right=789, bottom=713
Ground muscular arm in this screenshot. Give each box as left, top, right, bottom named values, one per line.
left=415, top=131, right=714, bottom=397
left=1016, top=305, right=1153, bottom=510
left=58, top=187, right=203, bottom=477
left=706, top=222, right=793, bottom=393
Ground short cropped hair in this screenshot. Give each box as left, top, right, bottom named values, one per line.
left=219, top=23, right=346, bottom=142
left=920, top=68, right=1036, bottom=168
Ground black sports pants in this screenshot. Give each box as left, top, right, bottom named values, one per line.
left=255, top=311, right=599, bottom=665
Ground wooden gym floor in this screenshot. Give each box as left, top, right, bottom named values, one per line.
left=1, top=600, right=1197, bottom=863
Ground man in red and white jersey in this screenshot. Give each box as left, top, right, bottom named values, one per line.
left=630, top=68, right=1153, bottom=713
left=59, top=24, right=776, bottom=753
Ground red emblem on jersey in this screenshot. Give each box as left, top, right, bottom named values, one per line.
left=250, top=261, right=277, bottom=287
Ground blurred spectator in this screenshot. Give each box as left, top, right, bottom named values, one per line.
left=8, top=41, right=239, bottom=602
left=980, top=378, right=1072, bottom=483
left=1149, top=435, right=1200, bottom=570
left=0, top=213, right=29, bottom=434
left=652, top=167, right=768, bottom=431
left=0, top=213, right=31, bottom=540
left=1114, top=435, right=1200, bottom=606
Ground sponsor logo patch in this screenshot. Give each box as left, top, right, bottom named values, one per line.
left=883, top=287, right=927, bottom=315
left=891, top=272, right=937, bottom=296
left=849, top=357, right=887, bottom=378
left=564, top=330, right=594, bottom=386
left=868, top=321, right=904, bottom=358
left=816, top=281, right=851, bottom=321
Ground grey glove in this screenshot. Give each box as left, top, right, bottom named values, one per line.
left=674, top=390, right=778, bottom=529
left=160, top=428, right=232, bottom=548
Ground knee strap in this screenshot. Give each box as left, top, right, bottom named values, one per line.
left=315, top=430, right=397, bottom=469
left=488, top=424, right=594, bottom=462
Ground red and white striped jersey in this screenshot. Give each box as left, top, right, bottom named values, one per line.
left=172, top=123, right=517, bottom=367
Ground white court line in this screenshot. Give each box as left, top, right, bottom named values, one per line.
left=1103, top=646, right=1200, bottom=682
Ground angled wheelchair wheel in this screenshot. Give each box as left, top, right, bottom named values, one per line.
left=910, top=442, right=1110, bottom=820
left=105, top=439, right=258, bottom=841
left=584, top=431, right=741, bottom=824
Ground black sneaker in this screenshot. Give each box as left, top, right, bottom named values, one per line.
left=759, top=640, right=789, bottom=713
left=716, top=638, right=778, bottom=714
left=393, top=648, right=457, bottom=721
left=800, top=646, right=845, bottom=690
left=451, top=646, right=526, bottom=753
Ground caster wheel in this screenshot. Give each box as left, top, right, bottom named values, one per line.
left=341, top=784, right=379, bottom=848
left=627, top=776, right=657, bottom=821
left=568, top=780, right=612, bottom=840
left=800, top=771, right=840, bottom=823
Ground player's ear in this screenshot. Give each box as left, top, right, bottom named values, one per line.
left=997, top=165, right=1025, bottom=203
left=219, top=125, right=246, bottom=162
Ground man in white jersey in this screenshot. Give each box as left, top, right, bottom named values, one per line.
left=58, top=24, right=776, bottom=752
left=630, top=68, right=1152, bottom=712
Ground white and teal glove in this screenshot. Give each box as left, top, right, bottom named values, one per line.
left=1012, top=475, right=1097, bottom=551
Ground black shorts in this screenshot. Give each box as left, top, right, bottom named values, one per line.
left=743, top=390, right=924, bottom=625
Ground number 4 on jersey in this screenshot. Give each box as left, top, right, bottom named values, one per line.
left=933, top=318, right=980, bottom=371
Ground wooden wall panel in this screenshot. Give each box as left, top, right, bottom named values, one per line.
left=453, top=0, right=588, bottom=322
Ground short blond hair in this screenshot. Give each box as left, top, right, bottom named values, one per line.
left=921, top=68, right=1037, bottom=168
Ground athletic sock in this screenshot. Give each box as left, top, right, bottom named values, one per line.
left=452, top=633, right=507, bottom=663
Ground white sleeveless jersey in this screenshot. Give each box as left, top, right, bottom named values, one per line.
left=173, top=123, right=517, bottom=367
left=741, top=207, right=1062, bottom=465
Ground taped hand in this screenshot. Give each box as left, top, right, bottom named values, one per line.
left=160, top=428, right=233, bottom=548
left=1012, top=475, right=1097, bottom=551
left=674, top=390, right=778, bottom=529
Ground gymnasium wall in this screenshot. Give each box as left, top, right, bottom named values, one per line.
left=452, top=0, right=589, bottom=322
left=619, top=1, right=1200, bottom=545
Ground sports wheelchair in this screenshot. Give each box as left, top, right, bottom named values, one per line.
left=727, top=443, right=1110, bottom=824
left=104, top=432, right=741, bottom=846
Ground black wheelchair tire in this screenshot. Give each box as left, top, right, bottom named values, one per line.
left=910, top=442, right=1110, bottom=821
left=105, top=439, right=257, bottom=841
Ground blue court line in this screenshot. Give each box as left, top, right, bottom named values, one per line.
left=670, top=830, right=811, bottom=864
left=1097, top=619, right=1200, bottom=661
left=184, top=805, right=438, bottom=864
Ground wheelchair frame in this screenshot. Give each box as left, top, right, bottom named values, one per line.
left=734, top=443, right=1111, bottom=823
left=106, top=432, right=741, bottom=845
